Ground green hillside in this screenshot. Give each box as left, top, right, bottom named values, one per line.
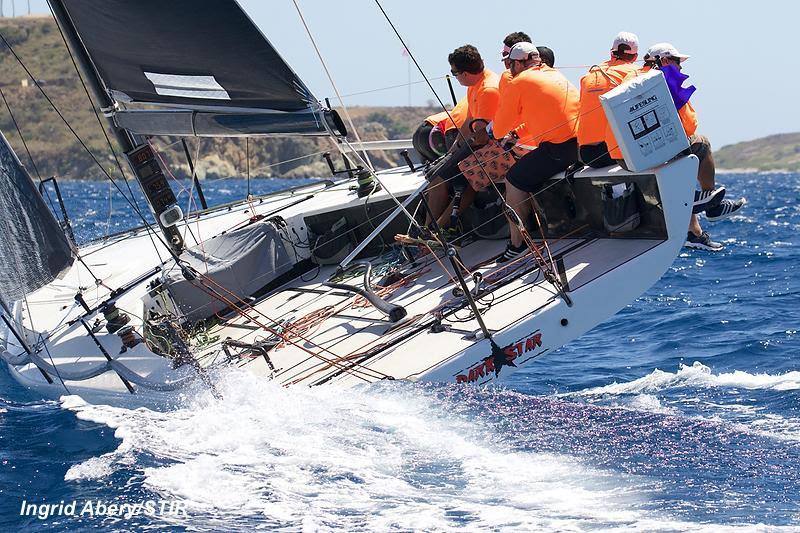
left=0, top=16, right=439, bottom=180
left=715, top=133, right=800, bottom=172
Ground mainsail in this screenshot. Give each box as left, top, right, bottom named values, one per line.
left=53, top=0, right=345, bottom=137
left=0, top=131, right=73, bottom=302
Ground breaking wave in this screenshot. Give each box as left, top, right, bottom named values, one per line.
left=568, top=362, right=800, bottom=396
left=58, top=371, right=713, bottom=531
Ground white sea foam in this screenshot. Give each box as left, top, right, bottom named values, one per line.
left=58, top=371, right=713, bottom=531
left=612, top=393, right=678, bottom=415
left=65, top=456, right=114, bottom=481
left=571, top=362, right=800, bottom=396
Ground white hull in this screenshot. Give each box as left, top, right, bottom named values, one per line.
left=2, top=156, right=697, bottom=405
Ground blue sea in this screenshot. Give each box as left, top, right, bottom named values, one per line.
left=2, top=173, right=798, bottom=531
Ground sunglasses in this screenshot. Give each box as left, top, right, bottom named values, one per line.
left=450, top=69, right=463, bottom=76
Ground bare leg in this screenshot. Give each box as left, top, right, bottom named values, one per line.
left=433, top=185, right=479, bottom=228
left=505, top=183, right=531, bottom=247
left=424, top=176, right=449, bottom=226
left=688, top=214, right=702, bottom=236
left=689, top=150, right=715, bottom=236
left=697, top=150, right=716, bottom=191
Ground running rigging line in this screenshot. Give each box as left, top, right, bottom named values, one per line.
left=290, top=0, right=374, bottom=171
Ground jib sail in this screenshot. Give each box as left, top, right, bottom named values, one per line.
left=0, top=131, right=73, bottom=302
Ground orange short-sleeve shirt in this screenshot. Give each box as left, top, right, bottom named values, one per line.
left=425, top=96, right=468, bottom=131
left=466, top=69, right=501, bottom=122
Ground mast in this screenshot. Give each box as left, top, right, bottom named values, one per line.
left=47, top=0, right=184, bottom=253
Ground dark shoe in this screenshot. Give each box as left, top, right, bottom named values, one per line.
left=497, top=242, right=527, bottom=263
left=705, top=198, right=746, bottom=222
left=409, top=224, right=433, bottom=240
left=684, top=231, right=723, bottom=251
left=693, top=187, right=725, bottom=214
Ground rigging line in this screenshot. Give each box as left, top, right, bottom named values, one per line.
left=250, top=149, right=330, bottom=175
left=46, top=1, right=143, bottom=214
left=0, top=30, right=170, bottom=265
left=0, top=86, right=42, bottom=181
left=289, top=0, right=373, bottom=171
left=186, top=271, right=388, bottom=382
left=246, top=137, right=251, bottom=198
left=39, top=333, right=70, bottom=394
left=192, top=258, right=400, bottom=382
left=104, top=181, right=113, bottom=238
left=339, top=75, right=448, bottom=98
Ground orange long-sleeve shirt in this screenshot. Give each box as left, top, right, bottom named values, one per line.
left=493, top=65, right=580, bottom=145
left=498, top=69, right=533, bottom=146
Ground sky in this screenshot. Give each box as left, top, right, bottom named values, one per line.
left=12, top=0, right=800, bottom=148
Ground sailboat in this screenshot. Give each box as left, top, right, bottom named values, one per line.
left=0, top=0, right=696, bottom=404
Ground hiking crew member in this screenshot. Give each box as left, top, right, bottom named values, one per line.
left=578, top=32, right=640, bottom=168
left=608, top=43, right=745, bottom=251
left=424, top=45, right=500, bottom=229
left=412, top=97, right=468, bottom=163
left=491, top=42, right=580, bottom=262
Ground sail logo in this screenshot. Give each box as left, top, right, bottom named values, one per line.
left=456, top=333, right=543, bottom=383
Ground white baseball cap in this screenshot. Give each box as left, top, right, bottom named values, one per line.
left=507, top=42, right=539, bottom=61
left=645, top=42, right=690, bottom=62
left=611, top=31, right=639, bottom=54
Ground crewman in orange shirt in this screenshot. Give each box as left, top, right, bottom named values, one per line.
left=490, top=42, right=580, bottom=262
left=577, top=32, right=640, bottom=168
left=424, top=45, right=500, bottom=229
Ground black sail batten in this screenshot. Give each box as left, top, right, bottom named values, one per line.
left=57, top=0, right=344, bottom=137
left=0, top=131, right=74, bottom=303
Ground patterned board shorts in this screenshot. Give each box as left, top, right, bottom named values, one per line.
left=457, top=141, right=530, bottom=191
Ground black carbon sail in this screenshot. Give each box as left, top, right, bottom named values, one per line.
left=0, top=131, right=73, bottom=303
left=53, top=0, right=345, bottom=137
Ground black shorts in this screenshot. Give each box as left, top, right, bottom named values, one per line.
left=506, top=138, right=578, bottom=193
left=579, top=142, right=615, bottom=168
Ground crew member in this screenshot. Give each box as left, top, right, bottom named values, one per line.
left=412, top=97, right=468, bottom=163
left=491, top=42, right=580, bottom=261
left=423, top=45, right=500, bottom=229
left=577, top=32, right=640, bottom=168
left=607, top=43, right=745, bottom=251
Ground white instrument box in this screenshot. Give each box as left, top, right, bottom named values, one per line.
left=600, top=69, right=689, bottom=172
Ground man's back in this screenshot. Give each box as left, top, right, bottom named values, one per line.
left=494, top=66, right=579, bottom=145
left=577, top=59, right=639, bottom=146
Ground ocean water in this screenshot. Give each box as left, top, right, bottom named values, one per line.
left=2, top=173, right=799, bottom=531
